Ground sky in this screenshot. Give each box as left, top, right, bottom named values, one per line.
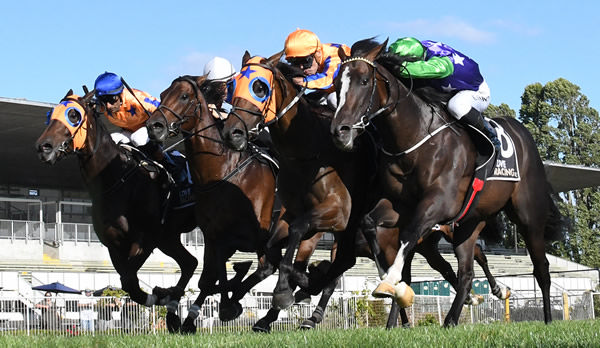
left=2, top=1, right=599, bottom=115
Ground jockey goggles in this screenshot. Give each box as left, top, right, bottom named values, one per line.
left=228, top=56, right=277, bottom=123
left=98, top=94, right=120, bottom=104
left=48, top=96, right=88, bottom=150
left=287, top=55, right=314, bottom=70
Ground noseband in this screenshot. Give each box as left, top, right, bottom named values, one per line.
left=156, top=76, right=204, bottom=136
left=228, top=61, right=306, bottom=139
left=339, top=57, right=401, bottom=132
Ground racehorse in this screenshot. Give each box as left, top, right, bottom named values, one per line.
left=35, top=90, right=199, bottom=321
left=329, top=39, right=563, bottom=325
left=221, top=52, right=377, bottom=313
left=146, top=74, right=344, bottom=333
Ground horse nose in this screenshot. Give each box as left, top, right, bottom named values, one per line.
left=37, top=141, right=54, bottom=155
left=333, top=124, right=351, bottom=138
left=147, top=120, right=167, bottom=142
left=225, top=127, right=248, bottom=151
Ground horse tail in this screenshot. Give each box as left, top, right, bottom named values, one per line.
left=544, top=192, right=566, bottom=242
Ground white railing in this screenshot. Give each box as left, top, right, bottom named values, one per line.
left=0, top=292, right=596, bottom=336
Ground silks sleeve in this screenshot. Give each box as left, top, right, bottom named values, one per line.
left=399, top=56, right=454, bottom=79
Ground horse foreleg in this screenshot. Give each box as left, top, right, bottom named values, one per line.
left=443, top=221, right=483, bottom=327
left=110, top=247, right=153, bottom=306
left=252, top=307, right=281, bottom=333
left=181, top=248, right=220, bottom=334
left=155, top=236, right=199, bottom=333
left=272, top=216, right=310, bottom=310
left=300, top=275, right=340, bottom=330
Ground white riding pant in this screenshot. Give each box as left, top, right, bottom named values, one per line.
left=447, top=80, right=490, bottom=119
left=110, top=127, right=150, bottom=146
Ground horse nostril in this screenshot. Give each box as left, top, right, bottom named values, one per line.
left=339, top=125, right=351, bottom=133
left=39, top=142, right=53, bottom=154
left=230, top=128, right=246, bottom=138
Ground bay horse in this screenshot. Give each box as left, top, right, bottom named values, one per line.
left=329, top=39, right=563, bottom=325
left=221, top=53, right=511, bottom=327
left=146, top=74, right=344, bottom=333
left=221, top=52, right=377, bottom=313
left=35, top=90, right=199, bottom=320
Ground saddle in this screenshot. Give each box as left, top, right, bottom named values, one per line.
left=447, top=120, right=520, bottom=225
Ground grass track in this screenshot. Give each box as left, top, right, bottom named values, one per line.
left=1, top=320, right=599, bottom=347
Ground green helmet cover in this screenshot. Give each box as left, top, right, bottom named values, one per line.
left=388, top=37, right=425, bottom=60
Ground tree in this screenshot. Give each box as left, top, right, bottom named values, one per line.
left=519, top=78, right=600, bottom=267
left=483, top=103, right=516, bottom=119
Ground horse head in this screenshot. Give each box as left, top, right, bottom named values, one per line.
left=36, top=89, right=96, bottom=164
left=222, top=50, right=287, bottom=152
left=331, top=38, right=393, bottom=151
left=147, top=75, right=209, bottom=143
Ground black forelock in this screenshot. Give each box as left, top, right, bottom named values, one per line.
left=350, top=37, right=381, bottom=57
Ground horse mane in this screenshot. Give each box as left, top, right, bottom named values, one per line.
left=376, top=53, right=452, bottom=106
left=276, top=61, right=304, bottom=83
left=350, top=37, right=380, bottom=57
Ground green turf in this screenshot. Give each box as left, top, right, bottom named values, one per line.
left=1, top=320, right=599, bottom=347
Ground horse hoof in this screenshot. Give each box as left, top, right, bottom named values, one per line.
left=252, top=321, right=271, bottom=333
left=181, top=317, right=197, bottom=334
left=300, top=319, right=316, bottom=330
left=273, top=290, right=294, bottom=310
left=166, top=312, right=181, bottom=333
left=394, top=282, right=415, bottom=308
left=219, top=301, right=243, bottom=321
left=294, top=290, right=311, bottom=303
left=372, top=282, right=395, bottom=298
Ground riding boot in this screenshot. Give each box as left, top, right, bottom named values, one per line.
left=459, top=108, right=501, bottom=153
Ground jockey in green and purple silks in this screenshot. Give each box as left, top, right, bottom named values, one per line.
left=389, top=37, right=500, bottom=152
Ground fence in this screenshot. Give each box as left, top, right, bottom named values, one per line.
left=0, top=292, right=597, bottom=336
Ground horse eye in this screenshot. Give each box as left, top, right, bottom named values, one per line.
left=67, top=109, right=82, bottom=125
left=361, top=78, right=369, bottom=86
left=252, top=80, right=268, bottom=98
left=181, top=94, right=189, bottom=100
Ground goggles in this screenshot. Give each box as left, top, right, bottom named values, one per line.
left=287, top=55, right=314, bottom=69
left=98, top=94, right=120, bottom=104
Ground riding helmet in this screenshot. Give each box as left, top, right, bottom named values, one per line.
left=388, top=37, right=426, bottom=60
left=204, top=57, right=237, bottom=82
left=284, top=29, right=321, bottom=58
left=94, top=72, right=124, bottom=96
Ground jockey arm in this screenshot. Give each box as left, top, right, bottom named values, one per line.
left=399, top=56, right=454, bottom=79
left=303, top=44, right=350, bottom=91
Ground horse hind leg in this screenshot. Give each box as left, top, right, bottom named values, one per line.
left=523, top=225, right=553, bottom=323
left=300, top=275, right=340, bottom=330
left=473, top=244, right=510, bottom=300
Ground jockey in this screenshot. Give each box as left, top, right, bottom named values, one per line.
left=284, top=29, right=351, bottom=108
left=203, top=57, right=236, bottom=119
left=388, top=37, right=501, bottom=152
left=94, top=72, right=191, bottom=191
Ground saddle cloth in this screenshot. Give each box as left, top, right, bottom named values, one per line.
left=487, top=119, right=520, bottom=181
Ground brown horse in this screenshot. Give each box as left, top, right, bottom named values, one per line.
left=146, top=75, right=345, bottom=333
left=35, top=90, right=198, bottom=319
left=329, top=39, right=563, bottom=325
left=221, top=52, right=377, bottom=312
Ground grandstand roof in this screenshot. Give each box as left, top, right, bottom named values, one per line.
left=2, top=97, right=599, bottom=193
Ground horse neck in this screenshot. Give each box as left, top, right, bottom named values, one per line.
left=184, top=111, right=246, bottom=185
left=267, top=80, right=323, bottom=160
left=78, top=115, right=122, bottom=185
left=375, top=71, right=445, bottom=156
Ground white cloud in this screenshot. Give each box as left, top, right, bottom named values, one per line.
left=383, top=16, right=495, bottom=44
left=490, top=19, right=542, bottom=36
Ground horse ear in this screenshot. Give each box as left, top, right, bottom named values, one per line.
left=339, top=46, right=348, bottom=61
left=365, top=40, right=388, bottom=62
left=267, top=50, right=284, bottom=66
left=242, top=51, right=251, bottom=66
left=63, top=89, right=74, bottom=100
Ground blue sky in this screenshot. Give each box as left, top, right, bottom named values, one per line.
left=2, top=1, right=598, bottom=115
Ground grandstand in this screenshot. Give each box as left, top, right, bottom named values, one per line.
left=1, top=96, right=599, bottom=308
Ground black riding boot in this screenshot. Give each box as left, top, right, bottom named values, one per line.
left=459, top=108, right=501, bottom=153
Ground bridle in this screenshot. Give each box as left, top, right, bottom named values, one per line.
left=338, top=56, right=401, bottom=133
left=228, top=61, right=306, bottom=139
left=155, top=76, right=225, bottom=153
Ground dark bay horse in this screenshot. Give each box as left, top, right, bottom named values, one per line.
left=330, top=39, right=563, bottom=325
left=221, top=53, right=377, bottom=312
left=35, top=91, right=198, bottom=316
left=147, top=75, right=345, bottom=333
